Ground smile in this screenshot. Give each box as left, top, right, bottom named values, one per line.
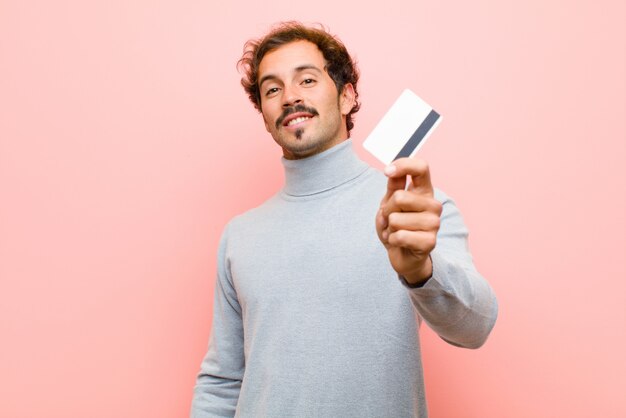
left=286, top=116, right=312, bottom=126
left=276, top=105, right=320, bottom=129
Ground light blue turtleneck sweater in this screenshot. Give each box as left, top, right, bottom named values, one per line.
left=191, top=140, right=497, bottom=418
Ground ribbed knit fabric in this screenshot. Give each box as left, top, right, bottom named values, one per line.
left=191, top=140, right=498, bottom=418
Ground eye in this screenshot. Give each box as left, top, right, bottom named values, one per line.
left=265, top=87, right=280, bottom=97
left=302, top=78, right=316, bottom=86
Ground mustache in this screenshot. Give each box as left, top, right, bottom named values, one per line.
left=275, top=104, right=319, bottom=129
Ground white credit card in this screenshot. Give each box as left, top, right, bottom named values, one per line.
left=363, top=89, right=442, bottom=165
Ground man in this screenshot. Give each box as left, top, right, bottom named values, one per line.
left=191, top=22, right=497, bottom=417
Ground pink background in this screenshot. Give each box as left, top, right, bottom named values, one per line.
left=1, top=0, right=624, bottom=417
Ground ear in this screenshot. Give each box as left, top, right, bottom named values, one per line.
left=339, top=83, right=356, bottom=116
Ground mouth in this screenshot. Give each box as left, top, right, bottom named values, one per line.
left=276, top=105, right=319, bottom=129
left=282, top=113, right=314, bottom=128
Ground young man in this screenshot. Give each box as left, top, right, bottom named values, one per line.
left=191, top=22, right=497, bottom=417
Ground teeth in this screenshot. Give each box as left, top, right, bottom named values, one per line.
left=287, top=116, right=310, bottom=126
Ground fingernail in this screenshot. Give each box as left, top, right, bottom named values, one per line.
left=382, top=229, right=388, bottom=241
left=384, top=165, right=397, bottom=176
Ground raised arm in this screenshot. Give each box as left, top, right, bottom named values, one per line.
left=376, top=158, right=497, bottom=348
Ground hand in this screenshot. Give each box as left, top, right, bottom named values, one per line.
left=375, top=158, right=442, bottom=285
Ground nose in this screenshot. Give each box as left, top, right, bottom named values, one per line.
left=282, top=85, right=302, bottom=108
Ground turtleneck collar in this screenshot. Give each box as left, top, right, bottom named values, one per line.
left=281, top=139, right=369, bottom=197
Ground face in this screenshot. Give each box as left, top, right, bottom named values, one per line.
left=257, top=40, right=356, bottom=160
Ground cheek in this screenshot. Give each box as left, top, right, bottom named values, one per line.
left=317, top=94, right=339, bottom=114
left=261, top=110, right=272, bottom=132
left=261, top=102, right=278, bottom=120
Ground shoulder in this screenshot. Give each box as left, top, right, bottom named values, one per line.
left=352, top=166, right=388, bottom=195
left=225, top=193, right=282, bottom=234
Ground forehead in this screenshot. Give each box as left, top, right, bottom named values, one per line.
left=258, top=40, right=325, bottom=78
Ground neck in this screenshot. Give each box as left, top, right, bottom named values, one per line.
left=281, top=139, right=369, bottom=197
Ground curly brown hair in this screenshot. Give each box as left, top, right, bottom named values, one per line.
left=238, top=22, right=361, bottom=135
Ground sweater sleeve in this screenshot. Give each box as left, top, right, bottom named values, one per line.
left=402, top=190, right=498, bottom=349
left=191, top=227, right=244, bottom=417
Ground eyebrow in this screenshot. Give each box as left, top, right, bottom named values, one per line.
left=258, top=64, right=323, bottom=88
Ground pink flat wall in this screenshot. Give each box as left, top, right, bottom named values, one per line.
left=1, top=1, right=624, bottom=417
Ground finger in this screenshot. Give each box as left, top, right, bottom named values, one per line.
left=380, top=172, right=409, bottom=206
left=386, top=211, right=441, bottom=233
left=387, top=229, right=437, bottom=254
left=375, top=208, right=390, bottom=249
left=381, top=190, right=442, bottom=218
left=384, top=157, right=433, bottom=196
